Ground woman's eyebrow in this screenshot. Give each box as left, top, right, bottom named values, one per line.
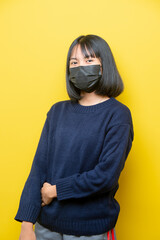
left=70, top=55, right=93, bottom=61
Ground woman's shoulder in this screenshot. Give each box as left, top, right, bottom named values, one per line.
left=49, top=99, right=70, bottom=108
left=108, top=98, right=133, bottom=126
left=46, top=99, right=71, bottom=115
left=111, top=97, right=130, bottom=111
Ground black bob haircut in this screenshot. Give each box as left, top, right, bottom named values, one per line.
left=66, top=34, right=124, bottom=102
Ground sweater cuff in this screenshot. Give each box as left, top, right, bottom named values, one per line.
left=55, top=176, right=74, bottom=201
left=14, top=203, right=41, bottom=224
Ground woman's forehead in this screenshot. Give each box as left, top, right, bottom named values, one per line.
left=70, top=44, right=96, bottom=59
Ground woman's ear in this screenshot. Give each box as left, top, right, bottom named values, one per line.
left=98, top=58, right=103, bottom=74
left=100, top=65, right=103, bottom=75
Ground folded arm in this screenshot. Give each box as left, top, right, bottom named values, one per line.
left=55, top=123, right=133, bottom=201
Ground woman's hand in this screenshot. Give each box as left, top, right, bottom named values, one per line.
left=41, top=182, right=57, bottom=206
left=19, top=221, right=36, bottom=240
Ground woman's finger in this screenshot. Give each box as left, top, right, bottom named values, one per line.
left=41, top=202, right=45, bottom=207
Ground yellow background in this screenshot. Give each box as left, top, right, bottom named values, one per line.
left=0, top=0, right=160, bottom=239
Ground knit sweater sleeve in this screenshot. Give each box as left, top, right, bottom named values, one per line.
left=14, top=112, right=50, bottom=223
left=55, top=122, right=134, bottom=201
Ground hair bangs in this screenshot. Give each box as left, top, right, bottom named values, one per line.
left=79, top=40, right=98, bottom=59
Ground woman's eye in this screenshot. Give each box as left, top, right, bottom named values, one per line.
left=70, top=61, right=77, bottom=65
left=86, top=59, right=93, bottom=63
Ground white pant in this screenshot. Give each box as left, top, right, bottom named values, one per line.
left=35, top=222, right=117, bottom=240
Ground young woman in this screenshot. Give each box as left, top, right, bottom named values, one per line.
left=15, top=34, right=134, bottom=240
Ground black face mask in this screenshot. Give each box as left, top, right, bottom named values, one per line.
left=69, top=64, right=102, bottom=93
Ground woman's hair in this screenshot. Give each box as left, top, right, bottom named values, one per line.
left=66, top=34, right=124, bottom=101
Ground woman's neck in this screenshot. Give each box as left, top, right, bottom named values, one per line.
left=78, top=91, right=110, bottom=106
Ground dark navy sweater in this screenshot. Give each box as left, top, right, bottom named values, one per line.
left=15, top=97, right=134, bottom=235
